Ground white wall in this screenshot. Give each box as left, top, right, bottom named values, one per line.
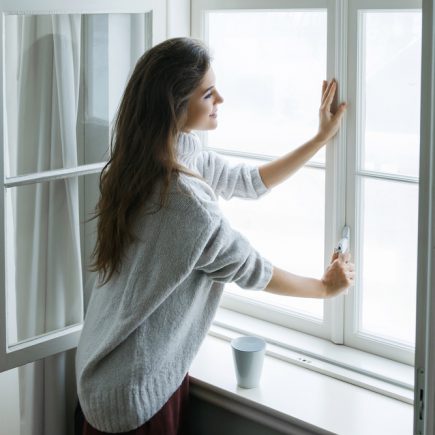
left=167, top=0, right=190, bottom=37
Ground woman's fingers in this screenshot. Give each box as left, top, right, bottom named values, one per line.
left=322, top=81, right=336, bottom=110
left=344, top=263, right=355, bottom=286
left=331, top=250, right=340, bottom=262
left=331, top=250, right=354, bottom=265
left=338, top=250, right=351, bottom=263
left=321, top=80, right=331, bottom=104
left=321, top=79, right=336, bottom=105
left=321, top=80, right=327, bottom=102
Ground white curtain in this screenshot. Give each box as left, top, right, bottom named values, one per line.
left=13, top=15, right=83, bottom=435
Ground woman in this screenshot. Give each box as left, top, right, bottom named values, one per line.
left=74, top=36, right=354, bottom=434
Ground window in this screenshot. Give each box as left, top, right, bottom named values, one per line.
left=206, top=9, right=327, bottom=325
left=192, top=0, right=422, bottom=367
left=0, top=0, right=165, bottom=372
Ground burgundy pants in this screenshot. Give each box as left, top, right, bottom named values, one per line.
left=74, top=372, right=190, bottom=435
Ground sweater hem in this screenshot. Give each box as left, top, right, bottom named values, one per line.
left=78, top=364, right=189, bottom=433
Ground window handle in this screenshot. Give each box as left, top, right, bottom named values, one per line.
left=335, top=225, right=350, bottom=254
left=335, top=226, right=351, bottom=296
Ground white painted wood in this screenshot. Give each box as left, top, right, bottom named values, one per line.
left=220, top=293, right=330, bottom=339
left=413, top=0, right=435, bottom=432
left=0, top=0, right=159, bottom=14
left=192, top=0, right=336, bottom=344
left=190, top=330, right=414, bottom=435
left=344, top=0, right=421, bottom=367
left=5, top=163, right=107, bottom=188
left=167, top=0, right=190, bottom=38
left=0, top=368, right=20, bottom=434
left=356, top=169, right=418, bottom=184
left=324, top=0, right=349, bottom=346
left=213, top=307, right=414, bottom=394
left=210, top=323, right=414, bottom=403
left=0, top=8, right=6, bottom=376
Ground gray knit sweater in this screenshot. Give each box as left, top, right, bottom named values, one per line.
left=75, top=131, right=274, bottom=432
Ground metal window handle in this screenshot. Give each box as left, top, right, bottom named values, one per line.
left=334, top=225, right=351, bottom=295
left=335, top=225, right=350, bottom=254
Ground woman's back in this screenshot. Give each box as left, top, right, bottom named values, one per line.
left=75, top=132, right=273, bottom=432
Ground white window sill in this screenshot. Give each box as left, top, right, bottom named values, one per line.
left=188, top=307, right=414, bottom=435
left=214, top=306, right=414, bottom=401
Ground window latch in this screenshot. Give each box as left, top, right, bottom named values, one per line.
left=335, top=225, right=350, bottom=254
left=417, top=367, right=425, bottom=434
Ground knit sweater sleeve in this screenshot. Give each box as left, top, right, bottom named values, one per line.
left=190, top=211, right=274, bottom=291
left=195, top=149, right=271, bottom=200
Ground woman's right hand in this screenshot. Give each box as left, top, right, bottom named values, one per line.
left=320, top=251, right=355, bottom=298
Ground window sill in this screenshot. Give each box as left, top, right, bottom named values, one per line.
left=188, top=307, right=414, bottom=435
left=213, top=306, right=414, bottom=401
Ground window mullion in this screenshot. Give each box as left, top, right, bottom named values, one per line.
left=4, top=162, right=106, bottom=188
left=324, top=0, right=349, bottom=345
left=344, top=0, right=363, bottom=356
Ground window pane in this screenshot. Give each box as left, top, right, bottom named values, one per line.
left=218, top=155, right=325, bottom=319
left=4, top=13, right=151, bottom=177
left=207, top=10, right=327, bottom=164
left=361, top=11, right=422, bottom=177
left=359, top=177, right=418, bottom=345
left=5, top=173, right=99, bottom=345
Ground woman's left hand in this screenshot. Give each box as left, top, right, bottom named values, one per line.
left=315, top=79, right=348, bottom=144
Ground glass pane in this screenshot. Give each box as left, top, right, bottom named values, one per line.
left=5, top=173, right=100, bottom=346
left=218, top=155, right=325, bottom=319
left=361, top=11, right=422, bottom=177
left=207, top=10, right=327, bottom=164
left=359, top=177, right=418, bottom=345
left=4, top=13, right=152, bottom=177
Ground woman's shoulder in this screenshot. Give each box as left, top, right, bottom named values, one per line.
left=132, top=173, right=224, bottom=247
left=140, top=172, right=222, bottom=224
left=170, top=172, right=223, bottom=224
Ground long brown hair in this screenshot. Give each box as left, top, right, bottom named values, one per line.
left=87, top=37, right=211, bottom=287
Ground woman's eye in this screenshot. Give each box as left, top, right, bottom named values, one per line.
left=204, top=93, right=212, bottom=99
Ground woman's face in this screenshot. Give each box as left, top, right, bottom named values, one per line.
left=182, top=66, right=224, bottom=132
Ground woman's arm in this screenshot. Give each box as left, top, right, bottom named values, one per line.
left=264, top=251, right=354, bottom=299
left=258, top=79, right=347, bottom=190
left=258, top=135, right=324, bottom=190
left=195, top=149, right=271, bottom=200
left=264, top=264, right=326, bottom=298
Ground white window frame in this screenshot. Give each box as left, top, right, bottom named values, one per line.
left=0, top=0, right=166, bottom=373
left=345, top=0, right=421, bottom=366
left=192, top=0, right=336, bottom=341
left=191, top=0, right=421, bottom=382
left=413, top=0, right=435, bottom=431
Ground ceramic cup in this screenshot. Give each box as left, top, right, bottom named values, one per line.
left=230, top=336, right=266, bottom=389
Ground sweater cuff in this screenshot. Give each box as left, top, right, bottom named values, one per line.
left=252, top=256, right=274, bottom=291
left=250, top=166, right=271, bottom=198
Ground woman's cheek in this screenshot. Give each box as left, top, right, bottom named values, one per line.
left=201, top=102, right=211, bottom=116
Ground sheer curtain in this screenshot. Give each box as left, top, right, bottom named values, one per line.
left=12, top=14, right=82, bottom=435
